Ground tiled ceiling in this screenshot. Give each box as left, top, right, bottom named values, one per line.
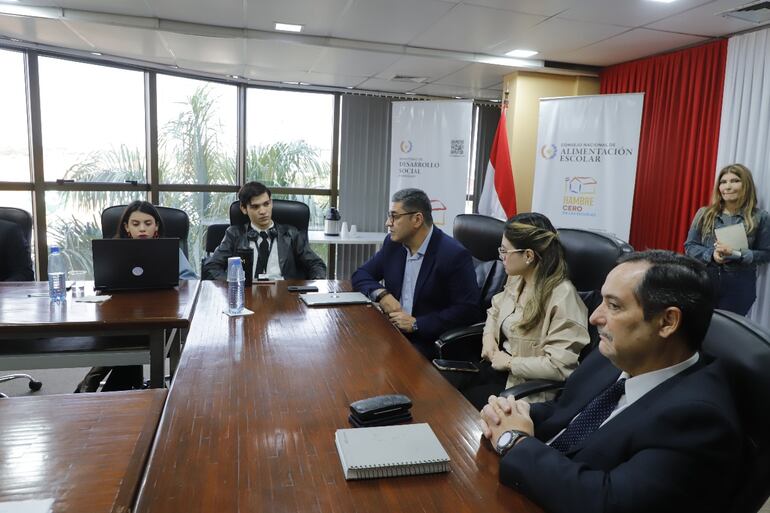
left=0, top=0, right=765, bottom=100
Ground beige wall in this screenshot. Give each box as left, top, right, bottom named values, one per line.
left=502, top=72, right=600, bottom=213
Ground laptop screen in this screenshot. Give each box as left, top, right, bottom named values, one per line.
left=92, top=238, right=180, bottom=291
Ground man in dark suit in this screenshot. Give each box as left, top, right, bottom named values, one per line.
left=202, top=182, right=326, bottom=280
left=480, top=250, right=741, bottom=513
left=352, top=188, right=480, bottom=358
left=0, top=218, right=34, bottom=281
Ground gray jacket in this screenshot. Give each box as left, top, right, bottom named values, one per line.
left=202, top=222, right=326, bottom=280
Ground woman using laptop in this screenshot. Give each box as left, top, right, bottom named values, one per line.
left=685, top=164, right=769, bottom=315
left=447, top=213, right=590, bottom=409
left=75, top=200, right=196, bottom=392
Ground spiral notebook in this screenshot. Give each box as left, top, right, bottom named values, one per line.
left=335, top=423, right=450, bottom=480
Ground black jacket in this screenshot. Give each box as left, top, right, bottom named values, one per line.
left=202, top=222, right=326, bottom=280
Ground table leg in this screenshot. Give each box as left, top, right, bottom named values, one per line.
left=149, top=331, right=164, bottom=388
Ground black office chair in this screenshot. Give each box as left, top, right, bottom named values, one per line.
left=227, top=198, right=311, bottom=233
left=434, top=214, right=506, bottom=361
left=101, top=205, right=191, bottom=258
left=700, top=310, right=770, bottom=513
left=0, top=207, right=42, bottom=397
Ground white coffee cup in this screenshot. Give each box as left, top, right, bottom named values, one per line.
left=349, top=224, right=358, bottom=237
left=340, top=222, right=349, bottom=238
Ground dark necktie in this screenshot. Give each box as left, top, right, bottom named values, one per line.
left=256, top=231, right=270, bottom=276
left=550, top=378, right=626, bottom=453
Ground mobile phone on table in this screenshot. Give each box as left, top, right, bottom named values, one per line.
left=432, top=359, right=479, bottom=373
left=287, top=285, right=319, bottom=293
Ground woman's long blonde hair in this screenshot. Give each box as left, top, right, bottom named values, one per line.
left=504, top=213, right=567, bottom=333
left=697, top=164, right=758, bottom=236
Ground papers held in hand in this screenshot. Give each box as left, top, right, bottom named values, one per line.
left=335, top=423, right=450, bottom=480
left=715, top=223, right=749, bottom=250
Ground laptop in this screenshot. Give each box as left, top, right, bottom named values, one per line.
left=92, top=238, right=179, bottom=291
left=300, top=292, right=371, bottom=307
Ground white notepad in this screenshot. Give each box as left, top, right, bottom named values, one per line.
left=715, top=223, right=749, bottom=250
left=335, top=423, right=450, bottom=480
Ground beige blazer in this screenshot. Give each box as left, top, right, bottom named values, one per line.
left=483, top=275, right=590, bottom=397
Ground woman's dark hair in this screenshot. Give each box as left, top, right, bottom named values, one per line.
left=504, top=212, right=566, bottom=333
left=116, top=201, right=164, bottom=239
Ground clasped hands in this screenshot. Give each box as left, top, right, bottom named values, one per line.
left=377, top=292, right=416, bottom=333
left=481, top=334, right=512, bottom=371
left=713, top=241, right=736, bottom=264
left=480, top=394, right=535, bottom=449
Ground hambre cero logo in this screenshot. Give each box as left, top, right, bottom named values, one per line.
left=400, top=140, right=413, bottom=153
left=541, top=144, right=557, bottom=160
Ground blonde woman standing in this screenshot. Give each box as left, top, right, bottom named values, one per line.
left=685, top=164, right=770, bottom=315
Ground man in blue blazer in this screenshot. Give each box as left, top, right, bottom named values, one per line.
left=480, top=250, right=742, bottom=513
left=352, top=188, right=480, bottom=359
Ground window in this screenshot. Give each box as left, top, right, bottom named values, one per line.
left=0, top=49, right=30, bottom=182
left=160, top=191, right=236, bottom=275
left=38, top=57, right=146, bottom=182
left=157, top=75, right=237, bottom=185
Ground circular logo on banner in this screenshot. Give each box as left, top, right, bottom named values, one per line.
left=400, top=140, right=413, bottom=153
left=541, top=144, right=557, bottom=160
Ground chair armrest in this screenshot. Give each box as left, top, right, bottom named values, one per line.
left=500, top=379, right=564, bottom=400
left=434, top=322, right=485, bottom=360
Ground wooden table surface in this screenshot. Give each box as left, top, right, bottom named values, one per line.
left=0, top=281, right=200, bottom=387
left=0, top=281, right=199, bottom=334
left=0, top=389, right=166, bottom=513
left=134, top=280, right=542, bottom=513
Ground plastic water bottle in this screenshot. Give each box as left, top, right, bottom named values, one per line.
left=48, top=246, right=67, bottom=304
left=227, top=256, right=245, bottom=314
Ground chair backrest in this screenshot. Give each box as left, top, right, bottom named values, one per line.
left=228, top=199, right=310, bottom=233
left=701, top=310, right=770, bottom=513
left=0, top=207, right=33, bottom=244
left=101, top=205, right=191, bottom=258
left=205, top=224, right=229, bottom=254
left=453, top=214, right=507, bottom=311
left=557, top=228, right=633, bottom=292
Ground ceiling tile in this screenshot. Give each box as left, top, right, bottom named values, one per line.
left=410, top=3, right=546, bottom=53
left=243, top=0, right=350, bottom=35
left=411, top=82, right=480, bottom=98
left=159, top=31, right=244, bottom=64
left=433, top=62, right=515, bottom=89
left=555, top=0, right=714, bottom=27
left=558, top=28, right=709, bottom=66
left=330, top=0, right=455, bottom=45
left=244, top=39, right=323, bottom=71
left=63, top=20, right=175, bottom=63
left=646, top=0, right=761, bottom=36
left=51, top=0, right=155, bottom=17
left=175, top=58, right=244, bottom=76
left=0, top=14, right=91, bottom=50
left=462, top=0, right=578, bottom=17
left=151, top=0, right=246, bottom=29
left=357, top=77, right=423, bottom=93
left=487, top=16, right=631, bottom=58
left=375, top=55, right=468, bottom=81
left=243, top=66, right=362, bottom=87
left=310, top=46, right=401, bottom=77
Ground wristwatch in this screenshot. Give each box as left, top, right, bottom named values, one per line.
left=495, top=429, right=529, bottom=456
left=372, top=289, right=390, bottom=302
left=411, top=320, right=418, bottom=332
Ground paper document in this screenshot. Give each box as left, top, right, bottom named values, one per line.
left=715, top=223, right=748, bottom=250
left=0, top=498, right=54, bottom=513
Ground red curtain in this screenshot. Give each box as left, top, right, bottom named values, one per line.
left=600, top=39, right=727, bottom=252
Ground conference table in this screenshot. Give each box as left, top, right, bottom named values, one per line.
left=0, top=280, right=200, bottom=388
left=0, top=389, right=166, bottom=513
left=134, top=280, right=542, bottom=513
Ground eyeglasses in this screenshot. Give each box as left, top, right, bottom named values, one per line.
left=498, top=247, right=526, bottom=259
left=386, top=211, right=419, bottom=222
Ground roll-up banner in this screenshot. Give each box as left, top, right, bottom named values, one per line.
left=390, top=100, right=473, bottom=229
left=531, top=93, right=644, bottom=241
